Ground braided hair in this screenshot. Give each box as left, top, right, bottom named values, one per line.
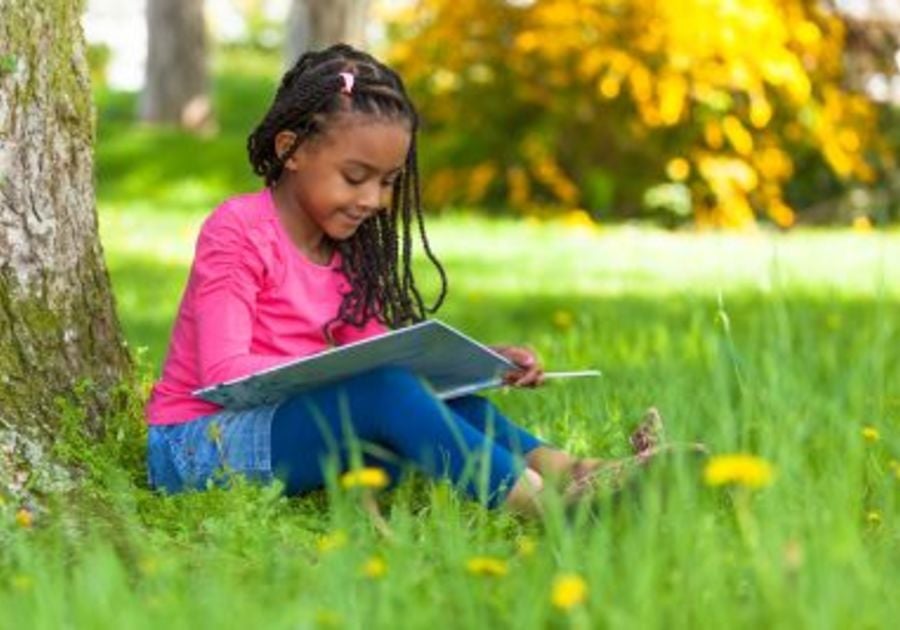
left=247, top=44, right=447, bottom=337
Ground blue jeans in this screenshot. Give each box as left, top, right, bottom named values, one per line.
left=271, top=366, right=544, bottom=507
left=147, top=366, right=544, bottom=508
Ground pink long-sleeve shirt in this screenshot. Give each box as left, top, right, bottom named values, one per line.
left=145, top=188, right=387, bottom=425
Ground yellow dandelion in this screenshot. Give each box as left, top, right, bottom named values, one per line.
left=340, top=467, right=390, bottom=490
left=15, top=508, right=33, bottom=529
left=862, top=427, right=880, bottom=443
left=782, top=539, right=804, bottom=572
left=889, top=460, right=900, bottom=480
left=516, top=535, right=536, bottom=557
left=551, top=573, right=588, bottom=610
left=138, top=556, right=160, bottom=577
left=552, top=310, right=574, bottom=330
left=314, top=610, right=343, bottom=628
left=316, top=529, right=348, bottom=553
left=465, top=556, right=508, bottom=577
left=866, top=511, right=882, bottom=526
left=360, top=556, right=387, bottom=579
left=703, top=454, right=775, bottom=489
left=11, top=574, right=33, bottom=592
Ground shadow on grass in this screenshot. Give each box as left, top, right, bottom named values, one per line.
left=108, top=243, right=900, bottom=422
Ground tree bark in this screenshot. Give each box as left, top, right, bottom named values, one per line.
left=284, top=0, right=371, bottom=68
left=140, top=0, right=212, bottom=130
left=0, top=0, right=131, bottom=460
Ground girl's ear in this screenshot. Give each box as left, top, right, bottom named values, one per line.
left=274, top=131, right=301, bottom=171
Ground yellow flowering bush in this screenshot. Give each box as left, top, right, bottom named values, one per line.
left=703, top=454, right=775, bottom=489
left=387, top=0, right=887, bottom=226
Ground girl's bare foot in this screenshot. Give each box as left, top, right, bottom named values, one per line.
left=565, top=407, right=704, bottom=502
left=565, top=406, right=667, bottom=488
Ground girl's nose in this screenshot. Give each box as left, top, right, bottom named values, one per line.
left=359, top=181, right=381, bottom=210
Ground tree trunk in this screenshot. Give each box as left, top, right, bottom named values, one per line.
left=284, top=0, right=371, bottom=68
left=0, top=0, right=132, bottom=490
left=140, top=0, right=212, bottom=130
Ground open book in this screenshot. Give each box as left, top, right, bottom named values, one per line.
left=193, top=319, right=599, bottom=410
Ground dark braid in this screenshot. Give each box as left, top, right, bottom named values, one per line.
left=247, top=44, right=447, bottom=336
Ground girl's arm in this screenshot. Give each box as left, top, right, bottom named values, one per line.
left=191, top=211, right=290, bottom=386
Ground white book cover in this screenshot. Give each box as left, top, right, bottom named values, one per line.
left=192, top=319, right=517, bottom=410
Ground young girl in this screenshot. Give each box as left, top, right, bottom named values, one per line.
left=145, top=44, right=665, bottom=516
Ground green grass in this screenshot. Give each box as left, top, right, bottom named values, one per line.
left=2, top=49, right=899, bottom=628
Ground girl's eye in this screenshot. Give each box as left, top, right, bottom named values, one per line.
left=343, top=173, right=366, bottom=185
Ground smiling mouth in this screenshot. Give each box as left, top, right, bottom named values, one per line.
left=341, top=210, right=368, bottom=222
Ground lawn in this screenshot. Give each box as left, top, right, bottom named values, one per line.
left=1, top=51, right=898, bottom=628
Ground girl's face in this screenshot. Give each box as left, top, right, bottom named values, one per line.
left=275, top=113, right=411, bottom=241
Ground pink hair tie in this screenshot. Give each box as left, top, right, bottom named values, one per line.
left=338, top=72, right=355, bottom=95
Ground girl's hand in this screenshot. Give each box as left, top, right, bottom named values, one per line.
left=491, top=345, right=545, bottom=388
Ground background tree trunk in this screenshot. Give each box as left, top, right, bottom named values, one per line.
left=0, top=0, right=131, bottom=474
left=284, top=0, right=371, bottom=68
left=140, top=0, right=212, bottom=130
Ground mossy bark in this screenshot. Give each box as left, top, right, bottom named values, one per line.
left=0, top=0, right=132, bottom=460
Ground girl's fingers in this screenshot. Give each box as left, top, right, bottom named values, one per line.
left=513, top=366, right=544, bottom=387
left=503, top=346, right=536, bottom=368
left=497, top=346, right=543, bottom=387
left=503, top=369, right=525, bottom=385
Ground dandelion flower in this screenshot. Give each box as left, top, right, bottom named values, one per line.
left=466, top=556, right=508, bottom=577
left=316, top=530, right=348, bottom=553
left=340, top=467, right=390, bottom=490
left=360, top=556, right=387, bottom=579
left=552, top=310, right=574, bottom=330
left=138, top=556, right=160, bottom=577
left=889, top=460, right=900, bottom=480
left=551, top=573, right=588, bottom=610
left=782, top=539, right=804, bottom=572
left=862, top=427, right=880, bottom=443
left=11, top=574, right=33, bottom=592
left=15, top=508, right=33, bottom=529
left=703, top=454, right=774, bottom=489
left=314, top=610, right=343, bottom=627
left=516, top=535, right=536, bottom=557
